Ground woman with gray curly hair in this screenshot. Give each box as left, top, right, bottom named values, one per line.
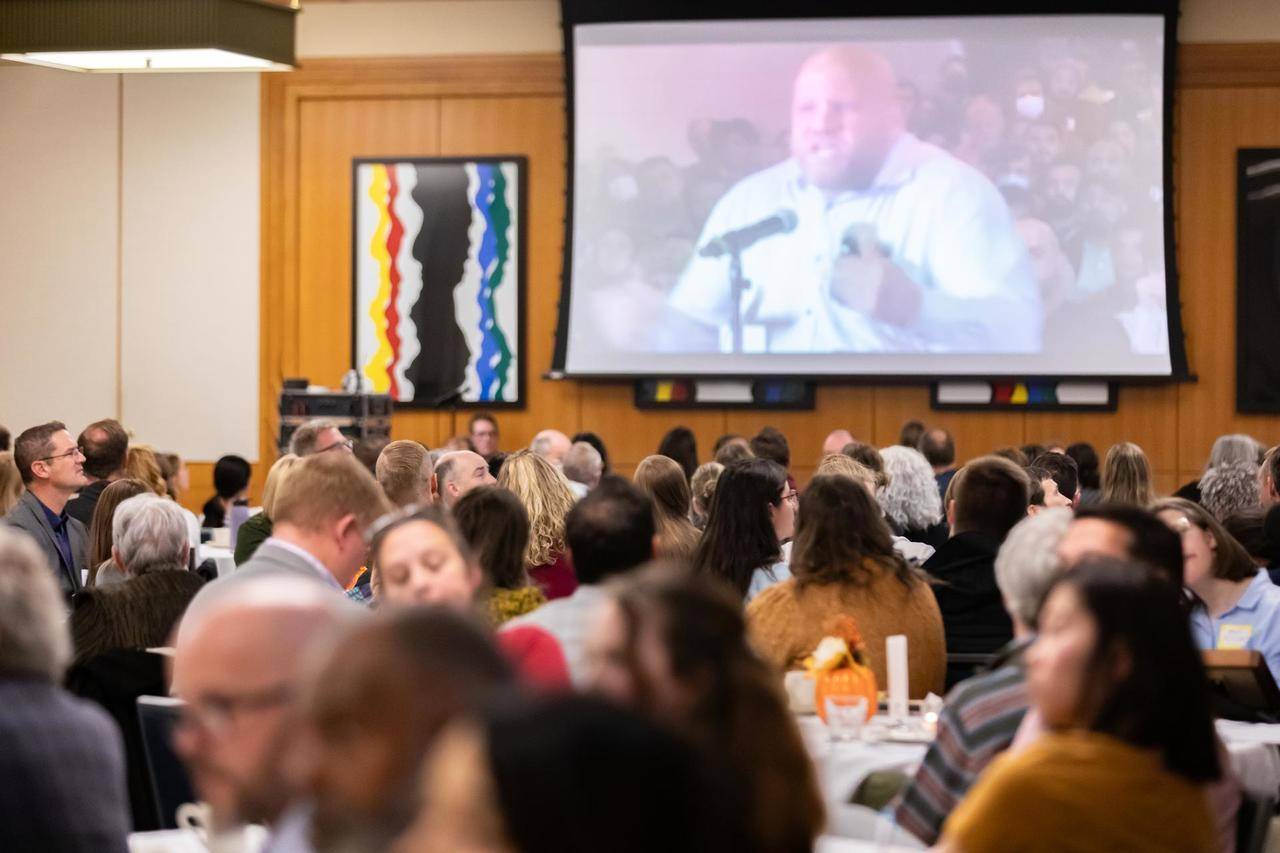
left=877, top=445, right=948, bottom=550
left=1200, top=463, right=1261, bottom=523
left=1175, top=433, right=1264, bottom=505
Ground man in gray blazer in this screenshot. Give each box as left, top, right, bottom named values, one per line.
left=187, top=451, right=391, bottom=614
left=3, top=421, right=91, bottom=595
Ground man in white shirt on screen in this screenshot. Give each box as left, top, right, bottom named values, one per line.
left=662, top=45, right=1041, bottom=355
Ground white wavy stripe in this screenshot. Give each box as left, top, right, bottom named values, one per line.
left=496, top=161, right=520, bottom=381
left=456, top=162, right=486, bottom=401
left=354, top=164, right=384, bottom=378
left=391, top=163, right=423, bottom=401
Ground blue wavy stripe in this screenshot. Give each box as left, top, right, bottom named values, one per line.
left=472, top=163, right=513, bottom=401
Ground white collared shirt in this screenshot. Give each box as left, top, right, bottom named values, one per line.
left=260, top=536, right=342, bottom=591
left=667, top=133, right=1041, bottom=354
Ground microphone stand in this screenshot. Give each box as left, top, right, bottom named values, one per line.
left=728, top=245, right=751, bottom=355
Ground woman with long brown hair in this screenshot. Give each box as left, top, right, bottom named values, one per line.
left=747, top=474, right=946, bottom=698
left=585, top=565, right=825, bottom=853
left=86, top=479, right=151, bottom=586
left=633, top=455, right=700, bottom=561
left=1100, top=441, right=1155, bottom=506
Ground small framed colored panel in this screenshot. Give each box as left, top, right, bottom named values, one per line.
left=351, top=157, right=527, bottom=409
left=932, top=381, right=1115, bottom=412
left=633, top=378, right=814, bottom=410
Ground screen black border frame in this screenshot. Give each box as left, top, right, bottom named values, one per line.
left=551, top=0, right=1189, bottom=384
left=350, top=155, right=529, bottom=410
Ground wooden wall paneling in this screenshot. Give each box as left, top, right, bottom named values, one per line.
left=437, top=94, right=575, bottom=449
left=296, top=95, right=449, bottom=448
left=576, top=383, right=726, bottom=479
left=181, top=461, right=266, bottom=516
left=869, top=386, right=1025, bottom=464
left=1024, top=384, right=1181, bottom=494
left=1174, top=85, right=1280, bottom=485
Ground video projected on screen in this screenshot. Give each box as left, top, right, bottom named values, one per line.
left=560, top=15, right=1175, bottom=377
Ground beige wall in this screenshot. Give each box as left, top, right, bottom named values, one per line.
left=0, top=66, right=260, bottom=461
left=0, top=68, right=120, bottom=434
left=291, top=0, right=1280, bottom=59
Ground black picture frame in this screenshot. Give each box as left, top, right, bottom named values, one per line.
left=351, top=156, right=527, bottom=410
left=1236, top=149, right=1280, bottom=414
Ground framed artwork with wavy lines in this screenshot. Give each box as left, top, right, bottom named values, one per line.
left=351, top=156, right=526, bottom=408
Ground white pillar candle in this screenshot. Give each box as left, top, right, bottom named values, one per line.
left=887, top=634, right=909, bottom=721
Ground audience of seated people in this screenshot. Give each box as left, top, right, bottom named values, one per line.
left=7, top=412, right=1280, bottom=851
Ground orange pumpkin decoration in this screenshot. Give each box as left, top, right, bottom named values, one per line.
left=810, top=615, right=878, bottom=723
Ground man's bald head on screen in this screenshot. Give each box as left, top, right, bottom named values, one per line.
left=791, top=46, right=905, bottom=192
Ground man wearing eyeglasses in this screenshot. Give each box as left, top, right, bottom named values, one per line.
left=172, top=576, right=358, bottom=846
left=3, top=421, right=91, bottom=595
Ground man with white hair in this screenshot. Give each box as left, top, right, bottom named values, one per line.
left=432, top=450, right=495, bottom=508
left=562, top=441, right=603, bottom=494
left=172, top=576, right=359, bottom=847
left=895, top=508, right=1072, bottom=845
left=94, top=493, right=191, bottom=587
left=0, top=528, right=130, bottom=850
left=530, top=429, right=572, bottom=469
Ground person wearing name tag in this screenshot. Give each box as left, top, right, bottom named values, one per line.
left=660, top=45, right=1039, bottom=355
left=1155, top=498, right=1280, bottom=685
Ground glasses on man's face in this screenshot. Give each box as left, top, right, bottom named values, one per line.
left=318, top=439, right=355, bottom=454
left=782, top=489, right=800, bottom=504
left=176, top=683, right=294, bottom=739
left=37, top=446, right=84, bottom=464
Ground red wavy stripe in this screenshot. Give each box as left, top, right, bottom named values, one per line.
left=384, top=167, right=405, bottom=400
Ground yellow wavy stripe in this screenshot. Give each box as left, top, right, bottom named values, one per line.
left=362, top=164, right=393, bottom=393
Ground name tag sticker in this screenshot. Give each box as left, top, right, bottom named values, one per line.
left=1218, top=623, right=1253, bottom=650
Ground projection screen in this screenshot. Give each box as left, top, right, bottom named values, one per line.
left=555, top=7, right=1185, bottom=379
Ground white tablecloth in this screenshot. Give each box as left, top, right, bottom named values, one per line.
left=1217, top=719, right=1280, bottom=798
left=199, top=545, right=236, bottom=577
left=800, top=713, right=1280, bottom=846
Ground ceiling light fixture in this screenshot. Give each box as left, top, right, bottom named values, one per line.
left=0, top=0, right=296, bottom=73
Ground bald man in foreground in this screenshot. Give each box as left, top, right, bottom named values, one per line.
left=665, top=46, right=1039, bottom=355
left=172, top=577, right=359, bottom=849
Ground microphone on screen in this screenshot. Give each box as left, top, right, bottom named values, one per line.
left=698, top=209, right=799, bottom=258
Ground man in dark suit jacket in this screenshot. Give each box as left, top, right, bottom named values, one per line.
left=65, top=419, right=129, bottom=527
left=3, top=422, right=91, bottom=595
left=0, top=527, right=130, bottom=851
left=923, top=455, right=1030, bottom=689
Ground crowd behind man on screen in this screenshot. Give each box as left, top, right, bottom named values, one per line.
left=576, top=35, right=1168, bottom=359
left=5, top=410, right=1280, bottom=851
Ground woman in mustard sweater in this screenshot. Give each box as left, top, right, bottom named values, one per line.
left=746, top=474, right=946, bottom=699
left=938, top=558, right=1220, bottom=853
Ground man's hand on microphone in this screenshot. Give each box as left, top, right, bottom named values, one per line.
left=829, top=226, right=923, bottom=326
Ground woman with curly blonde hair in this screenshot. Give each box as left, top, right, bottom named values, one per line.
left=497, top=449, right=579, bottom=600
